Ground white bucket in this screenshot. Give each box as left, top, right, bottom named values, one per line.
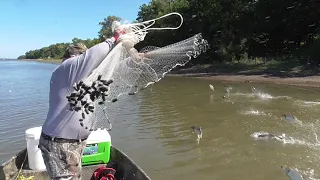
left=25, top=126, right=46, bottom=170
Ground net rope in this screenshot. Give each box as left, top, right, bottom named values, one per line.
left=66, top=12, right=209, bottom=131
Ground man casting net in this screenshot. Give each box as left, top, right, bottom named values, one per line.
left=66, top=12, right=209, bottom=132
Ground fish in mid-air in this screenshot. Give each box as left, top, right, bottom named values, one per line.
left=225, top=86, right=232, bottom=94
left=251, top=86, right=258, bottom=94
left=191, top=126, right=202, bottom=144
left=209, top=84, right=215, bottom=91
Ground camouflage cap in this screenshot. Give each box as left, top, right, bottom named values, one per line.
left=63, top=43, right=88, bottom=59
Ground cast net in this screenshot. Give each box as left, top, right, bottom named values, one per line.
left=66, top=12, right=209, bottom=131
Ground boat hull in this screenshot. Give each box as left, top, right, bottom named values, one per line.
left=0, top=146, right=150, bottom=180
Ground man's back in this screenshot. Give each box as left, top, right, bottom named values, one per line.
left=42, top=57, right=91, bottom=140
left=42, top=40, right=115, bottom=140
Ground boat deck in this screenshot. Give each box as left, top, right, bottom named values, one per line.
left=0, top=146, right=150, bottom=180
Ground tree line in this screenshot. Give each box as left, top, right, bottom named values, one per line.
left=17, top=15, right=120, bottom=60
left=18, top=0, right=320, bottom=66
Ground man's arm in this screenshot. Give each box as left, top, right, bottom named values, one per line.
left=122, top=40, right=145, bottom=63
left=75, top=38, right=116, bottom=81
left=64, top=37, right=116, bottom=88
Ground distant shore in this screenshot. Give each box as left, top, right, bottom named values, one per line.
left=19, top=58, right=61, bottom=65
left=18, top=59, right=320, bottom=87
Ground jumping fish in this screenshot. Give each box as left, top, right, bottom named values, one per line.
left=191, top=126, right=202, bottom=144
left=209, top=84, right=215, bottom=91
left=281, top=166, right=304, bottom=180
left=257, top=133, right=285, bottom=141
left=252, top=132, right=286, bottom=141
left=282, top=114, right=297, bottom=122
left=251, top=86, right=258, bottom=94
left=225, top=86, right=232, bottom=94
left=282, top=114, right=302, bottom=124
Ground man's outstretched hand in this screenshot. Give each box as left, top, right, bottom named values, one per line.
left=113, top=29, right=126, bottom=42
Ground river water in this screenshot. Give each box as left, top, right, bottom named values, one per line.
left=1, top=59, right=320, bottom=179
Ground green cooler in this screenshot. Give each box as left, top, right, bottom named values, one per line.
left=81, top=128, right=111, bottom=166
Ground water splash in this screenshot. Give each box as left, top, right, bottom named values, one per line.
left=303, top=101, right=320, bottom=105
left=233, top=92, right=290, bottom=100
left=302, top=168, right=319, bottom=180
left=281, top=166, right=304, bottom=180
left=251, top=86, right=271, bottom=99
left=255, top=92, right=274, bottom=99
left=241, top=109, right=270, bottom=116
left=273, top=95, right=292, bottom=100
left=250, top=131, right=286, bottom=142
left=225, top=86, right=232, bottom=94
left=250, top=86, right=291, bottom=100
left=282, top=166, right=319, bottom=180
left=222, top=96, right=234, bottom=104
left=295, top=100, right=320, bottom=107
left=233, top=92, right=254, bottom=97
left=250, top=131, right=308, bottom=146
left=251, top=127, right=320, bottom=151
left=282, top=115, right=303, bottom=125
left=209, top=94, right=214, bottom=103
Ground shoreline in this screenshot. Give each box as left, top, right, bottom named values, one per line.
left=18, top=59, right=320, bottom=88
left=168, top=63, right=320, bottom=88
left=168, top=73, right=320, bottom=88
left=19, top=58, right=61, bottom=65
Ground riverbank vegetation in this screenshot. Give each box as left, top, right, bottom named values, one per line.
left=18, top=0, right=320, bottom=75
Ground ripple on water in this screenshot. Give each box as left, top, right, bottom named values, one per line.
left=294, top=100, right=320, bottom=107
left=240, top=109, right=270, bottom=116
left=232, top=92, right=272, bottom=99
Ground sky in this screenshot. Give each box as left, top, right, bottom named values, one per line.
left=0, top=0, right=150, bottom=59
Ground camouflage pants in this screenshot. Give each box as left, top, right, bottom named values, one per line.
left=38, top=135, right=86, bottom=180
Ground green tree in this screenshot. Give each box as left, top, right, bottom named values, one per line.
left=98, top=16, right=121, bottom=41
left=17, top=55, right=26, bottom=59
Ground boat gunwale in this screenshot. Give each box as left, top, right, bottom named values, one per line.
left=0, top=146, right=151, bottom=180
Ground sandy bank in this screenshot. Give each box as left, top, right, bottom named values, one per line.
left=168, top=73, right=320, bottom=88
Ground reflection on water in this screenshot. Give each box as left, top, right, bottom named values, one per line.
left=1, top=60, right=320, bottom=179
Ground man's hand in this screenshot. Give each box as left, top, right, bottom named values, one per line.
left=113, top=29, right=126, bottom=42
left=137, top=53, right=145, bottom=59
